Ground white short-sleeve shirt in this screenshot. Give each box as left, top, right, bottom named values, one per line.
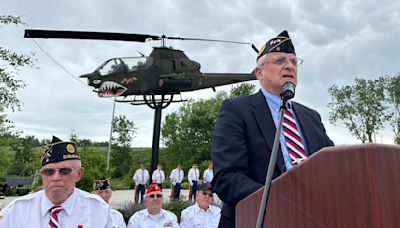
left=127, top=208, right=179, bottom=228
left=180, top=203, right=221, bottom=228
left=0, top=188, right=112, bottom=227
left=111, top=208, right=126, bottom=228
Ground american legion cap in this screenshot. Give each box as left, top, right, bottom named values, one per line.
left=41, top=136, right=80, bottom=167
left=256, top=30, right=296, bottom=61
left=93, top=177, right=111, bottom=191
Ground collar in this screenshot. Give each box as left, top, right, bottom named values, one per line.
left=41, top=187, right=78, bottom=217
left=143, top=208, right=167, bottom=218
left=261, top=88, right=292, bottom=111
left=194, top=202, right=218, bottom=215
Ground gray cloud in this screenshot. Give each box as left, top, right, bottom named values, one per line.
left=2, top=0, right=400, bottom=146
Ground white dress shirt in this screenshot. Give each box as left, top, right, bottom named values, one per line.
left=152, top=169, right=165, bottom=184
left=188, top=168, right=200, bottom=186
left=180, top=202, right=221, bottom=228
left=133, top=168, right=150, bottom=185
left=111, top=208, right=126, bottom=228
left=127, top=208, right=179, bottom=228
left=169, top=168, right=184, bottom=185
left=0, top=188, right=112, bottom=227
left=203, top=168, right=214, bottom=183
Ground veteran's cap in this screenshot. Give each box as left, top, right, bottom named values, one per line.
left=146, top=182, right=162, bottom=194
left=198, top=182, right=213, bottom=192
left=93, top=177, right=111, bottom=191
left=41, top=136, right=80, bottom=167
left=257, top=30, right=296, bottom=61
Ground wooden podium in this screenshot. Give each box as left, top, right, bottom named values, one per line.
left=236, top=144, right=400, bottom=228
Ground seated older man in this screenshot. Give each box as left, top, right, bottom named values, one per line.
left=180, top=182, right=221, bottom=228
left=127, top=182, right=179, bottom=228
left=93, top=177, right=126, bottom=228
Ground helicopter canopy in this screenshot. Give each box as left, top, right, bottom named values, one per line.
left=96, top=57, right=153, bottom=76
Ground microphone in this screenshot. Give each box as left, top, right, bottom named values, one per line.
left=280, top=81, right=295, bottom=100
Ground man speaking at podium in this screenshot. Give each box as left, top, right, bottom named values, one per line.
left=211, top=30, right=334, bottom=227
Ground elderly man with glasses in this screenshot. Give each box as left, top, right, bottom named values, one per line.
left=211, top=30, right=334, bottom=227
left=0, top=136, right=112, bottom=227
left=127, top=182, right=179, bottom=228
left=180, top=183, right=221, bottom=228
left=93, top=177, right=126, bottom=228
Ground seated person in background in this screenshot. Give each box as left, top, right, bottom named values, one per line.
left=180, top=182, right=221, bottom=228
left=93, top=177, right=126, bottom=228
left=0, top=136, right=112, bottom=227
left=127, top=182, right=179, bottom=228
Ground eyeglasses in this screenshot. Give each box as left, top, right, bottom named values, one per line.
left=40, top=167, right=74, bottom=176
left=201, top=191, right=213, bottom=197
left=265, top=55, right=303, bottom=67
left=148, top=193, right=163, bottom=198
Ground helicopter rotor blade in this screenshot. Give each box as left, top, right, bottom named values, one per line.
left=165, top=35, right=252, bottom=45
left=251, top=44, right=259, bottom=53
left=24, top=29, right=161, bottom=42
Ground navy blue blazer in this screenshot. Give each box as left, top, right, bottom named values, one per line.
left=211, top=90, right=334, bottom=224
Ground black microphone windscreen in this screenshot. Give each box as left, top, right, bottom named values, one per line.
left=280, top=82, right=295, bottom=100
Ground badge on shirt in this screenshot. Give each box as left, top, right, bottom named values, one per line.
left=164, top=221, right=173, bottom=227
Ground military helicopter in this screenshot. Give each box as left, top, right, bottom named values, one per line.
left=24, top=29, right=258, bottom=172
left=24, top=29, right=258, bottom=107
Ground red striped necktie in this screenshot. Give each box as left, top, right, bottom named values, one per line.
left=283, top=107, right=307, bottom=165
left=48, top=205, right=63, bottom=228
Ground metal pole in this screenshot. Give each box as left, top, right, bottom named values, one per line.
left=256, top=100, right=288, bottom=228
left=151, top=104, right=162, bottom=174
left=106, top=97, right=117, bottom=171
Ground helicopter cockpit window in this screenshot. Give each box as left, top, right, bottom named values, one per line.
left=119, top=57, right=153, bottom=72
left=97, top=58, right=129, bottom=76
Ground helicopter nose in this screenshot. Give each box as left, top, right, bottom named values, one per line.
left=79, top=73, right=97, bottom=78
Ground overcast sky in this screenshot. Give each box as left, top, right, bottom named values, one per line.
left=2, top=0, right=400, bottom=147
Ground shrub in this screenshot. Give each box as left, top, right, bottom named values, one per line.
left=181, top=181, right=189, bottom=190
left=118, top=201, right=146, bottom=224
left=163, top=199, right=192, bottom=223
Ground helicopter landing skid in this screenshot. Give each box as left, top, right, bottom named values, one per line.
left=116, top=94, right=187, bottom=109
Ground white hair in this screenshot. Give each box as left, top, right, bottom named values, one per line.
left=256, top=54, right=268, bottom=67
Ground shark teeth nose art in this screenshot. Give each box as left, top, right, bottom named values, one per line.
left=98, top=81, right=127, bottom=97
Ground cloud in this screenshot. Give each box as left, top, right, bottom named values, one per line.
left=2, top=0, right=400, bottom=146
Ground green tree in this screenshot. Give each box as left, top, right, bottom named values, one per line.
left=0, top=15, right=35, bottom=135
left=162, top=83, right=255, bottom=167
left=69, top=130, right=78, bottom=143
left=328, top=78, right=391, bottom=143
left=76, top=147, right=108, bottom=192
left=0, top=15, right=35, bottom=111
left=110, top=115, right=137, bottom=177
left=384, top=73, right=400, bottom=144
left=6, top=135, right=40, bottom=177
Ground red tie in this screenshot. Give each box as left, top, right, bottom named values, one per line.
left=283, top=108, right=307, bottom=165
left=48, top=205, right=63, bottom=228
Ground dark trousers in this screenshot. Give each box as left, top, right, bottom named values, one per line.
left=138, top=184, right=145, bottom=204
left=218, top=215, right=235, bottom=228
left=157, top=183, right=163, bottom=191
left=191, top=181, right=198, bottom=200
left=173, top=183, right=181, bottom=200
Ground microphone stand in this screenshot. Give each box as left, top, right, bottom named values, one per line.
left=255, top=97, right=290, bottom=228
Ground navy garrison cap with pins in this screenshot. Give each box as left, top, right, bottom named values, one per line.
left=257, top=30, right=296, bottom=61
left=41, top=136, right=80, bottom=167
left=93, top=177, right=111, bottom=191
